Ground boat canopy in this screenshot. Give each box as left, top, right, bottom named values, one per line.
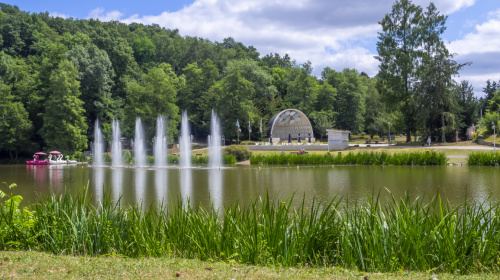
left=49, top=151, right=61, bottom=154
left=34, top=152, right=47, bottom=155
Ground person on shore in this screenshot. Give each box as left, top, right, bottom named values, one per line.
left=427, top=137, right=431, bottom=146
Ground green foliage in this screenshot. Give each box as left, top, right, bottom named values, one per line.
left=467, top=152, right=500, bottom=166
left=72, top=151, right=87, bottom=162
left=0, top=186, right=500, bottom=272
left=124, top=63, right=182, bottom=142
left=223, top=145, right=252, bottom=161
left=122, top=149, right=133, bottom=164
left=250, top=151, right=447, bottom=165
left=481, top=112, right=500, bottom=135
left=0, top=182, right=35, bottom=249
left=39, top=59, right=88, bottom=155
left=212, top=70, right=255, bottom=140
left=0, top=79, right=33, bottom=159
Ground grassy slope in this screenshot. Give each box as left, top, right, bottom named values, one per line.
left=1, top=251, right=498, bottom=279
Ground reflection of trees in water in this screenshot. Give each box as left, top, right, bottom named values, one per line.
left=49, top=165, right=66, bottom=193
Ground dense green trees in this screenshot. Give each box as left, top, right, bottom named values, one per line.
left=0, top=2, right=489, bottom=160
left=39, top=60, right=87, bottom=154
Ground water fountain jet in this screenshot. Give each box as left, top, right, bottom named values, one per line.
left=134, top=118, right=146, bottom=167
left=111, top=119, right=123, bottom=167
left=179, top=111, right=192, bottom=168
left=154, top=116, right=167, bottom=167
left=93, top=119, right=104, bottom=166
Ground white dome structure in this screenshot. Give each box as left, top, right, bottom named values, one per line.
left=267, top=109, right=314, bottom=142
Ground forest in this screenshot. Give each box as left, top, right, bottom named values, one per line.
left=0, top=1, right=499, bottom=161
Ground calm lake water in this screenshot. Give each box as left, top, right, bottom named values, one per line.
left=1, top=164, right=500, bottom=208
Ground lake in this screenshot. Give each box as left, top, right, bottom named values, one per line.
left=2, top=164, right=500, bottom=208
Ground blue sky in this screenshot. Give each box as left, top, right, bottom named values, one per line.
left=4, top=0, right=500, bottom=96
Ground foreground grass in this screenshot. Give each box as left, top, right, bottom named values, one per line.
left=2, top=187, right=500, bottom=274
left=1, top=251, right=499, bottom=279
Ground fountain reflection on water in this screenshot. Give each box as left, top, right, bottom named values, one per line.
left=111, top=119, right=123, bottom=167
left=154, top=116, right=167, bottom=168
left=93, top=119, right=104, bottom=166
left=112, top=168, right=123, bottom=202
left=93, top=167, right=104, bottom=203
left=134, top=118, right=146, bottom=167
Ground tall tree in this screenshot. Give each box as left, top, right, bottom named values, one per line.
left=417, top=3, right=466, bottom=142
left=66, top=44, right=120, bottom=138
left=456, top=81, right=479, bottom=136
left=376, top=0, right=422, bottom=142
left=322, top=68, right=365, bottom=133
left=124, top=63, right=182, bottom=142
left=39, top=60, right=88, bottom=154
left=211, top=69, right=255, bottom=140
left=0, top=80, right=33, bottom=160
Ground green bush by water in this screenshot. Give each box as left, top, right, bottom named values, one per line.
left=467, top=152, right=500, bottom=166
left=1, top=185, right=500, bottom=273
left=250, top=151, right=447, bottom=165
left=223, top=145, right=252, bottom=161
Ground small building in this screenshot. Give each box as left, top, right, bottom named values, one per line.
left=327, top=129, right=350, bottom=150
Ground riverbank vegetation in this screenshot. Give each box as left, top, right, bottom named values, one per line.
left=467, top=152, right=500, bottom=166
left=1, top=184, right=499, bottom=273
left=250, top=151, right=447, bottom=165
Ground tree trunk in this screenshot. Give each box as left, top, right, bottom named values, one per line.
left=406, top=129, right=411, bottom=142
left=441, top=113, right=446, bottom=143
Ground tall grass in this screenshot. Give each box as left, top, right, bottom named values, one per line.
left=250, top=151, right=447, bottom=165
left=467, top=152, right=500, bottom=166
left=1, top=187, right=499, bottom=273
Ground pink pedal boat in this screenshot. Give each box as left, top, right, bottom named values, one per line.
left=26, top=152, right=49, bottom=165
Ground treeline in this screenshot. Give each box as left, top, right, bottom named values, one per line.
left=0, top=1, right=497, bottom=161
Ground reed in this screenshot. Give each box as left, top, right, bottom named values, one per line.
left=467, top=152, right=500, bottom=166
left=250, top=151, right=447, bottom=165
left=1, top=187, right=499, bottom=273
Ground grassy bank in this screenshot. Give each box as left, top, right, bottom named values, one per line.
left=2, top=251, right=499, bottom=279
left=1, top=185, right=500, bottom=274
left=467, top=152, right=500, bottom=166
left=250, top=151, right=447, bottom=165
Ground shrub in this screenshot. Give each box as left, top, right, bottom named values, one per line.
left=481, top=111, right=500, bottom=135
left=104, top=153, right=112, bottom=163
left=467, top=152, right=500, bottom=166
left=373, top=135, right=380, bottom=141
left=72, top=151, right=87, bottom=162
left=364, top=135, right=371, bottom=141
left=223, top=145, right=252, bottom=161
left=122, top=149, right=133, bottom=164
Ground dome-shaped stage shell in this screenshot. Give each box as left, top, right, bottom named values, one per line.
left=266, top=109, right=314, bottom=143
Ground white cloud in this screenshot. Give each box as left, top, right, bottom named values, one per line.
left=50, top=11, right=69, bottom=19
left=87, top=8, right=124, bottom=21
left=85, top=0, right=478, bottom=78
left=448, top=9, right=500, bottom=55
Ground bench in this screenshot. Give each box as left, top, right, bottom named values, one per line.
left=195, top=154, right=203, bottom=156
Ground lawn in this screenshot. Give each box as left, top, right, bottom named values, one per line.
left=1, top=251, right=498, bottom=279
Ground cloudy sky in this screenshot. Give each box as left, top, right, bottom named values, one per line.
left=6, top=0, right=500, bottom=96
